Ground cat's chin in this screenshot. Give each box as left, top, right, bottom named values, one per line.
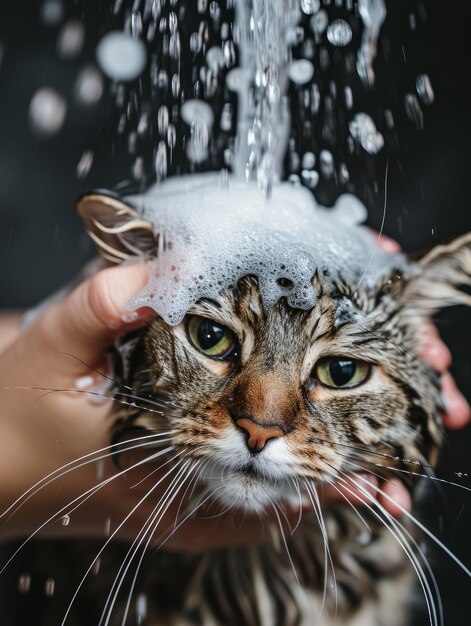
left=202, top=466, right=295, bottom=514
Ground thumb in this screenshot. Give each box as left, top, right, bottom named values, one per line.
left=33, top=262, right=155, bottom=376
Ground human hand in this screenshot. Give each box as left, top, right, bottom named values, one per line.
left=0, top=257, right=468, bottom=553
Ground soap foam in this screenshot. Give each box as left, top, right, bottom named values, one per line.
left=126, top=174, right=403, bottom=325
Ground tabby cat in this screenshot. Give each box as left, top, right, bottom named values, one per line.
left=57, top=187, right=471, bottom=626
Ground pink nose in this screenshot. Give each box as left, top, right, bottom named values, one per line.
left=236, top=417, right=285, bottom=452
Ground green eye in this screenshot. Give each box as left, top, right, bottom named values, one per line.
left=314, top=357, right=370, bottom=389
left=187, top=316, right=238, bottom=360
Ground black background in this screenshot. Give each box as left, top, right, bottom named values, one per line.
left=0, top=0, right=470, bottom=624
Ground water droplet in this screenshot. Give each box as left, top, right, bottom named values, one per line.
left=349, top=112, right=384, bottom=154
left=416, top=73, right=434, bottom=106
left=220, top=103, right=232, bottom=131
left=158, top=105, right=169, bottom=136
left=206, top=46, right=225, bottom=73
left=57, top=20, right=85, bottom=58
left=133, top=156, right=144, bottom=180
left=171, top=73, right=180, bottom=98
left=76, top=150, right=94, bottom=179
left=327, top=19, right=352, bottom=47
left=96, top=32, right=147, bottom=82
left=44, top=578, right=55, bottom=597
left=168, top=11, right=178, bottom=33
left=155, top=141, right=168, bottom=181
left=104, top=517, right=111, bottom=536
left=301, top=152, right=316, bottom=170
left=378, top=111, right=392, bottom=133
left=344, top=86, right=353, bottom=110
left=301, top=169, right=319, bottom=188
left=190, top=32, right=202, bottom=53
left=137, top=111, right=149, bottom=136
left=29, top=88, right=67, bottom=136
left=169, top=32, right=181, bottom=60
left=61, top=514, right=71, bottom=527
left=319, top=150, right=334, bottom=177
left=223, top=40, right=236, bottom=67
left=339, top=163, right=349, bottom=184
left=358, top=0, right=387, bottom=29
left=18, top=573, right=31, bottom=593
left=310, top=10, right=328, bottom=36
left=136, top=593, right=148, bottom=624
left=408, top=12, right=417, bottom=30
left=404, top=93, right=424, bottom=130
left=40, top=0, right=64, bottom=26
left=167, top=124, right=177, bottom=149
left=74, top=65, right=103, bottom=105
left=301, top=0, right=320, bottom=15
left=181, top=99, right=214, bottom=128
left=131, top=11, right=143, bottom=38
left=92, top=557, right=101, bottom=575
left=288, top=59, right=314, bottom=85
left=198, top=0, right=208, bottom=12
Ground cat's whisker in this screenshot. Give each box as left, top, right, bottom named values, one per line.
left=0, top=431, right=174, bottom=523
left=8, top=384, right=180, bottom=417
left=62, top=455, right=187, bottom=626
left=336, top=470, right=442, bottom=626
left=309, top=432, right=428, bottom=467
left=271, top=502, right=300, bottom=587
left=103, top=459, right=195, bottom=626
left=0, top=446, right=179, bottom=577
left=345, top=454, right=471, bottom=493
left=289, top=476, right=304, bottom=535
left=351, top=472, right=471, bottom=578
left=58, top=350, right=187, bottom=411
left=99, top=465, right=192, bottom=626
left=303, top=480, right=338, bottom=618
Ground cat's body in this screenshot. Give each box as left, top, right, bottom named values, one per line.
left=11, top=178, right=471, bottom=626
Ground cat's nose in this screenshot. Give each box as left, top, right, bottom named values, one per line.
left=235, top=417, right=285, bottom=452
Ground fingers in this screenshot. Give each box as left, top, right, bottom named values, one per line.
left=440, top=372, right=471, bottom=429
left=34, top=262, right=156, bottom=375
left=418, top=323, right=471, bottom=429
left=375, top=232, right=401, bottom=253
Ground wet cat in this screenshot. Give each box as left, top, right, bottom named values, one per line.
left=23, top=178, right=471, bottom=626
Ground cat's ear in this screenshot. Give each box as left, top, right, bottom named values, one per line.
left=404, top=232, right=471, bottom=313
left=76, top=193, right=156, bottom=264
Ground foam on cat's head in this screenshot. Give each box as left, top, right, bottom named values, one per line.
left=125, top=174, right=401, bottom=325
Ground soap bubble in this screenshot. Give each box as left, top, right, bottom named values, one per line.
left=96, top=32, right=147, bottom=82
left=327, top=19, right=352, bottom=47
left=29, top=87, right=66, bottom=136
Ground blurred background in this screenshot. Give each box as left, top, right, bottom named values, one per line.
left=0, top=0, right=470, bottom=624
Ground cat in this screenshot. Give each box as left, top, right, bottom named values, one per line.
left=8, top=181, right=470, bottom=626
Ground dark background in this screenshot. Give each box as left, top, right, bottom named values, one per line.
left=0, top=0, right=470, bottom=624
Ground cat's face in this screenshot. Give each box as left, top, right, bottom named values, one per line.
left=78, top=191, right=471, bottom=514
left=118, top=272, right=442, bottom=513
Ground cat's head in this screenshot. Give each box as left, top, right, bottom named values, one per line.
left=78, top=188, right=471, bottom=513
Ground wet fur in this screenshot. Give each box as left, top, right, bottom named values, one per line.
left=19, top=195, right=471, bottom=626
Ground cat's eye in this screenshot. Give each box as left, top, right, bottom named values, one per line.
left=187, top=316, right=238, bottom=360
left=313, top=357, right=370, bottom=389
